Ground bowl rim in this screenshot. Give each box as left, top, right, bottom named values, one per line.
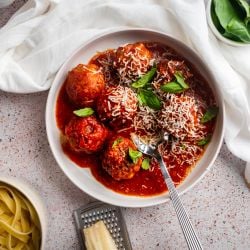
left=45, top=27, right=225, bottom=208
left=0, top=176, right=47, bottom=249
left=206, top=0, right=250, bottom=47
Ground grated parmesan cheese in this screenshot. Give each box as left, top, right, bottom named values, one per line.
left=114, top=43, right=154, bottom=85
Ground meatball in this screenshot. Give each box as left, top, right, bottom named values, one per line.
left=155, top=60, right=193, bottom=85
left=114, top=43, right=153, bottom=84
left=66, top=64, right=105, bottom=107
left=65, top=116, right=108, bottom=153
left=159, top=93, right=200, bottom=141
left=96, top=85, right=137, bottom=130
left=102, top=136, right=142, bottom=180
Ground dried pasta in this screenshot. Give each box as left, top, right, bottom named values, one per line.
left=0, top=183, right=41, bottom=250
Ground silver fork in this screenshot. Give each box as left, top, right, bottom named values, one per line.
left=131, top=134, right=203, bottom=250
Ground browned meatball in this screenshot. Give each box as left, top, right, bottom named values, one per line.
left=102, top=136, right=142, bottom=180
left=159, top=94, right=199, bottom=141
left=96, top=85, right=137, bottom=130
left=66, top=64, right=105, bottom=107
left=155, top=60, right=193, bottom=85
left=114, top=43, right=153, bottom=83
left=65, top=116, right=108, bottom=153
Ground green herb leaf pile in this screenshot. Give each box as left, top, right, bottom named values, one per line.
left=211, top=0, right=250, bottom=43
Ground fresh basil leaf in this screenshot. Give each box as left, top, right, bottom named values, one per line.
left=73, top=107, right=94, bottom=117
left=141, top=158, right=150, bottom=170
left=132, top=67, right=157, bottom=88
left=211, top=0, right=226, bottom=34
left=129, top=148, right=142, bottom=164
left=223, top=30, right=243, bottom=41
left=236, top=0, right=250, bottom=24
left=197, top=135, right=212, bottom=146
left=174, top=72, right=189, bottom=89
left=213, top=0, right=238, bottom=29
left=112, top=138, right=123, bottom=148
left=138, top=89, right=162, bottom=110
left=160, top=82, right=184, bottom=93
left=137, top=93, right=144, bottom=105
left=201, top=106, right=219, bottom=123
left=227, top=17, right=250, bottom=42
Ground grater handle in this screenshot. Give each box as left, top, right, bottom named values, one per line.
left=156, top=155, right=203, bottom=250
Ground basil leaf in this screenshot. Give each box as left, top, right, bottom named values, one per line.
left=174, top=72, right=189, bottom=89
left=160, top=82, right=184, bottom=93
left=236, top=0, right=250, bottom=24
left=141, top=158, right=150, bottom=170
left=197, top=135, right=212, bottom=146
left=214, top=0, right=238, bottom=29
left=129, top=148, right=142, bottom=164
left=132, top=67, right=157, bottom=88
left=112, top=138, right=123, bottom=148
left=161, top=72, right=189, bottom=94
left=73, top=107, right=94, bottom=117
left=201, top=106, right=219, bottom=123
left=137, top=94, right=144, bottom=106
left=211, top=0, right=225, bottom=34
left=138, top=89, right=162, bottom=110
left=227, top=17, right=250, bottom=42
left=223, top=30, right=243, bottom=41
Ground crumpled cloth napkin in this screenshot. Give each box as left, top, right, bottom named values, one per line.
left=0, top=0, right=250, bottom=182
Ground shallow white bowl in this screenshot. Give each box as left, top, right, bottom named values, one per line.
left=0, top=176, right=47, bottom=249
left=46, top=28, right=224, bottom=208
left=206, top=0, right=250, bottom=47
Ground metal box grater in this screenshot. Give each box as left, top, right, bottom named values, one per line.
left=73, top=201, right=132, bottom=250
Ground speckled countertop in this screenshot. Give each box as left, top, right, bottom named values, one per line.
left=0, top=1, right=250, bottom=250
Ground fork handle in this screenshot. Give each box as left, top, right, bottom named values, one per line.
left=157, top=155, right=203, bottom=250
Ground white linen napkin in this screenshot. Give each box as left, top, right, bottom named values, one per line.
left=0, top=0, right=250, bottom=182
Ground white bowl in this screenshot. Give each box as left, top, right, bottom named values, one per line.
left=46, top=28, right=224, bottom=208
left=206, top=0, right=250, bottom=47
left=0, top=176, right=47, bottom=249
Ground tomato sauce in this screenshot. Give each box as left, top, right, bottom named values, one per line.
left=57, top=86, right=168, bottom=196
left=56, top=42, right=216, bottom=196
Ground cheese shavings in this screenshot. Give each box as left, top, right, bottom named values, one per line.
left=159, top=92, right=207, bottom=141
left=115, top=43, right=155, bottom=85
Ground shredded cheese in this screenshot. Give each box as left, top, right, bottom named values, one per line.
left=159, top=92, right=207, bottom=141
left=99, top=85, right=137, bottom=125
left=115, top=43, right=154, bottom=85
left=93, top=43, right=215, bottom=175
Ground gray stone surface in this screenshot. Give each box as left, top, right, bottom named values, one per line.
left=0, top=1, right=249, bottom=250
